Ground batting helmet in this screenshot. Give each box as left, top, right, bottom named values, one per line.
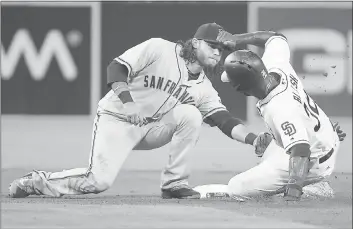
left=221, top=50, right=268, bottom=96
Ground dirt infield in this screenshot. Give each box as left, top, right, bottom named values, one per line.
left=1, top=169, right=352, bottom=228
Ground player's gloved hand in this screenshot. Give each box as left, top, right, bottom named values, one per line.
left=253, top=132, right=273, bottom=157
left=332, top=121, right=346, bottom=141
left=123, top=102, right=147, bottom=126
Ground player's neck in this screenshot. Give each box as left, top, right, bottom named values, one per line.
left=186, top=62, right=203, bottom=75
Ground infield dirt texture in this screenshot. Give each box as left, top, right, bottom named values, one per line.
left=1, top=117, right=352, bottom=228
left=1, top=169, right=352, bottom=228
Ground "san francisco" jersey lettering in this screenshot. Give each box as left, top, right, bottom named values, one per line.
left=144, top=75, right=195, bottom=104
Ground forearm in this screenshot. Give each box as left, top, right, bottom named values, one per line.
left=107, top=60, right=134, bottom=104
left=206, top=110, right=257, bottom=145
left=285, top=143, right=312, bottom=199
left=230, top=124, right=257, bottom=145
left=231, top=31, right=281, bottom=48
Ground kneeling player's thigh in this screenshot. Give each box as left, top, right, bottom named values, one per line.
left=134, top=123, right=176, bottom=150
left=134, top=105, right=202, bottom=150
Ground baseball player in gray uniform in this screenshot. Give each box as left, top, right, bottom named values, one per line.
left=9, top=23, right=271, bottom=199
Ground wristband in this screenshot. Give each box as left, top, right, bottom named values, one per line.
left=245, top=133, right=257, bottom=145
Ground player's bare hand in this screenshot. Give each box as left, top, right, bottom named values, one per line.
left=332, top=121, right=346, bottom=141
left=253, top=132, right=273, bottom=157
left=123, top=102, right=147, bottom=126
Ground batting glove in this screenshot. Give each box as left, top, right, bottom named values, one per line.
left=216, top=30, right=237, bottom=51
left=253, top=132, right=273, bottom=157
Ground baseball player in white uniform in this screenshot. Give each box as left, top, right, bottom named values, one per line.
left=194, top=31, right=346, bottom=201
left=9, top=23, right=271, bottom=199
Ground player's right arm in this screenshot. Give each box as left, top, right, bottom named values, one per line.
left=107, top=38, right=163, bottom=125
left=225, top=31, right=290, bottom=63
left=231, top=31, right=284, bottom=48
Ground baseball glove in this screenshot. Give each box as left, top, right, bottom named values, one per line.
left=253, top=132, right=273, bottom=157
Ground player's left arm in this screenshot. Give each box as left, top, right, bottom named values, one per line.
left=204, top=110, right=257, bottom=145
left=200, top=89, right=270, bottom=152
left=271, top=113, right=311, bottom=200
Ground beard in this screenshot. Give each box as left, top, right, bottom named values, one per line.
left=203, top=62, right=224, bottom=80
left=203, top=55, right=226, bottom=81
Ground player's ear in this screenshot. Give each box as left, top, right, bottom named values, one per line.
left=191, top=38, right=200, bottom=49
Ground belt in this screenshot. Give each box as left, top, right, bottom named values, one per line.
left=319, top=148, right=334, bottom=164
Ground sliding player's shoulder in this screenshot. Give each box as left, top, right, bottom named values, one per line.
left=265, top=33, right=288, bottom=47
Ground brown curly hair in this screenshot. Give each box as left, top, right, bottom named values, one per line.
left=177, top=39, right=227, bottom=80
left=177, top=39, right=197, bottom=64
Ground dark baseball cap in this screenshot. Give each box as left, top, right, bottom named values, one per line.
left=194, top=22, right=225, bottom=43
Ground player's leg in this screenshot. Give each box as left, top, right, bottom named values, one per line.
left=302, top=134, right=340, bottom=198
left=309, top=134, right=340, bottom=180
left=134, top=104, right=203, bottom=198
left=227, top=141, right=291, bottom=199
left=226, top=138, right=339, bottom=199
left=9, top=114, right=144, bottom=198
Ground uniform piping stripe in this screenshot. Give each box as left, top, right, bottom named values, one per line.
left=265, top=36, right=287, bottom=48
left=203, top=107, right=227, bottom=119
left=86, top=114, right=101, bottom=175
left=284, top=139, right=310, bottom=152
left=150, top=44, right=182, bottom=117
left=48, top=174, right=87, bottom=181
left=46, top=112, right=101, bottom=181
left=258, top=68, right=289, bottom=108
left=115, top=57, right=133, bottom=77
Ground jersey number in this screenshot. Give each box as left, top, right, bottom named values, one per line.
left=303, top=91, right=321, bottom=132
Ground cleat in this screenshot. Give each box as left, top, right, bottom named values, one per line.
left=161, top=185, right=201, bottom=199
left=302, top=181, right=334, bottom=198
left=8, top=172, right=36, bottom=198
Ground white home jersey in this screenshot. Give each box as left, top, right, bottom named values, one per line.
left=98, top=38, right=226, bottom=122
left=256, top=36, right=336, bottom=158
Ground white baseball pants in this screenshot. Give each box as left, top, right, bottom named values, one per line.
left=29, top=104, right=203, bottom=197
left=194, top=135, right=340, bottom=199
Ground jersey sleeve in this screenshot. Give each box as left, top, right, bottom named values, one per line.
left=197, top=85, right=227, bottom=119
left=271, top=111, right=310, bottom=152
left=262, top=36, right=291, bottom=65
left=114, top=38, right=163, bottom=78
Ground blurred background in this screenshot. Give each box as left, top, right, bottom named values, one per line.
left=1, top=1, right=352, bottom=174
